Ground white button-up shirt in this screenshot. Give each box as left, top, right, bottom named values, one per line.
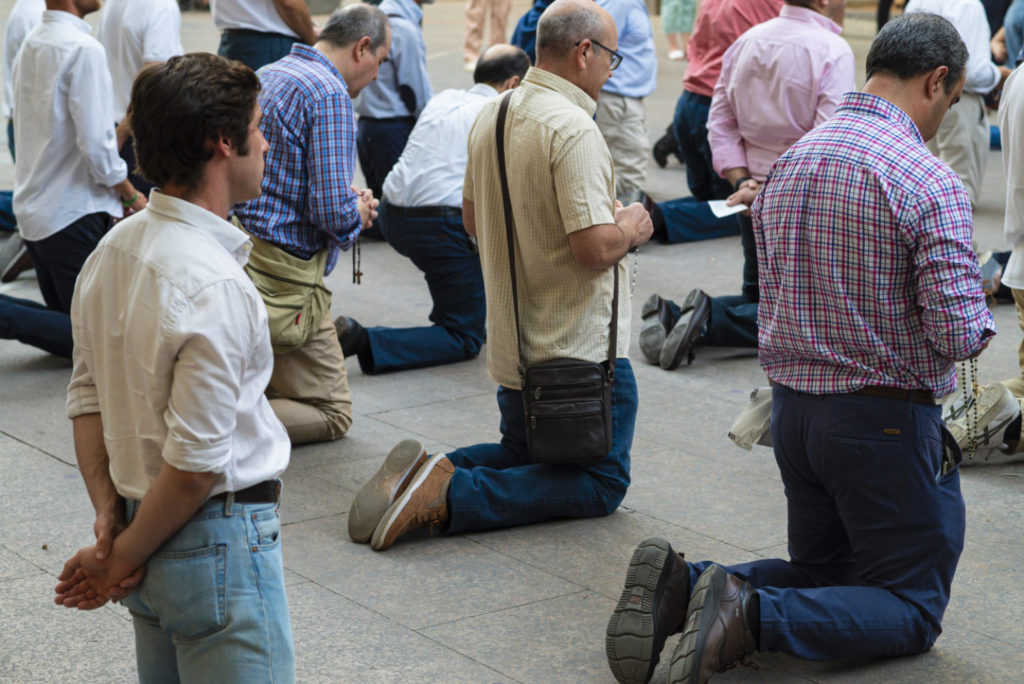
left=96, top=0, right=183, bottom=123
left=2, top=0, right=44, bottom=120
left=383, top=83, right=498, bottom=208
left=999, top=66, right=1024, bottom=289
left=67, top=192, right=290, bottom=501
left=906, top=0, right=1000, bottom=95
left=211, top=0, right=298, bottom=39
left=12, top=10, right=125, bottom=241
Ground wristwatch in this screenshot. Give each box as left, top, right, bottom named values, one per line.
left=733, top=176, right=752, bottom=192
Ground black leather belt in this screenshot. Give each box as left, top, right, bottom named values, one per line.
left=385, top=203, right=462, bottom=219
left=853, top=386, right=935, bottom=405
left=210, top=480, right=281, bottom=504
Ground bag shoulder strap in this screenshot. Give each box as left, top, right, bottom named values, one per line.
left=494, top=90, right=619, bottom=381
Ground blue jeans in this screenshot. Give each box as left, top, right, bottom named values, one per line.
left=688, top=386, right=965, bottom=659
left=672, top=90, right=733, bottom=202
left=360, top=205, right=485, bottom=373
left=7, top=118, right=14, bottom=162
left=356, top=117, right=415, bottom=238
left=664, top=214, right=758, bottom=348
left=0, top=212, right=110, bottom=357
left=120, top=495, right=295, bottom=683
left=444, top=358, right=637, bottom=535
left=217, top=29, right=297, bottom=72
left=655, top=197, right=741, bottom=244
left=0, top=189, right=16, bottom=232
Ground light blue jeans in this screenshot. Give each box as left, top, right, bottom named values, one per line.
left=119, top=495, right=294, bottom=683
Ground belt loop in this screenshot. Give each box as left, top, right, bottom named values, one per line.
left=223, top=491, right=235, bottom=517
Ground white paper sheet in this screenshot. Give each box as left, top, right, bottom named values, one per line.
left=708, top=200, right=748, bottom=218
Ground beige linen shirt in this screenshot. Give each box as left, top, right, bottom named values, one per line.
left=464, top=67, right=630, bottom=389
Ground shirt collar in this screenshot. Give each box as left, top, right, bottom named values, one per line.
left=836, top=91, right=923, bottom=145
left=42, top=9, right=91, bottom=35
left=146, top=191, right=253, bottom=265
left=523, top=67, right=597, bottom=117
left=778, top=4, right=843, bottom=35
left=286, top=43, right=348, bottom=91
left=468, top=83, right=499, bottom=98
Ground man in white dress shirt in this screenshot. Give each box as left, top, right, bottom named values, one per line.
left=335, top=44, right=530, bottom=375
left=0, top=0, right=43, bottom=283
left=95, top=0, right=183, bottom=196
left=212, top=0, right=317, bottom=71
left=0, top=0, right=146, bottom=360
left=54, top=53, right=294, bottom=681
left=907, top=0, right=1011, bottom=204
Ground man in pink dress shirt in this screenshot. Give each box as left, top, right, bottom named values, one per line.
left=643, top=0, right=854, bottom=372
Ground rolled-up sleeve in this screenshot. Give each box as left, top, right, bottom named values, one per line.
left=911, top=178, right=996, bottom=361
left=160, top=281, right=260, bottom=473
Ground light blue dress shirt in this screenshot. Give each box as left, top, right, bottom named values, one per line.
left=383, top=83, right=499, bottom=208
left=596, top=0, right=657, bottom=99
left=353, top=0, right=433, bottom=118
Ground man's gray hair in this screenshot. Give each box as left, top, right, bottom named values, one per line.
left=536, top=5, right=604, bottom=59
left=866, top=13, right=968, bottom=93
left=319, top=3, right=389, bottom=51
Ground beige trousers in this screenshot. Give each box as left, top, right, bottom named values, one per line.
left=267, top=309, right=353, bottom=444
left=926, top=91, right=987, bottom=205
left=464, top=0, right=511, bottom=63
left=1002, top=288, right=1024, bottom=400
left=595, top=92, right=650, bottom=204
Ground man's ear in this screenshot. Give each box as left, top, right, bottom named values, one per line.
left=505, top=74, right=521, bottom=90
left=212, top=135, right=232, bottom=158
left=927, top=65, right=950, bottom=100
left=575, top=38, right=591, bottom=71
left=353, top=35, right=372, bottom=63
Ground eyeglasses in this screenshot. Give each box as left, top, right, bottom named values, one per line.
left=575, top=39, right=623, bottom=70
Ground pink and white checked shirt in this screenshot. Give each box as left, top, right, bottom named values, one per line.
left=752, top=92, right=995, bottom=396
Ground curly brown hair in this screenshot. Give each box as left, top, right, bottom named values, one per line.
left=127, top=53, right=261, bottom=190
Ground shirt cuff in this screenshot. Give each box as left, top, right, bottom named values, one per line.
left=66, top=385, right=101, bottom=418
left=161, top=433, right=231, bottom=474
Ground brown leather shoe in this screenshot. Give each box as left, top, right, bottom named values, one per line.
left=606, top=538, right=691, bottom=684
left=370, top=454, right=453, bottom=551
left=668, top=564, right=757, bottom=684
left=348, top=439, right=429, bottom=543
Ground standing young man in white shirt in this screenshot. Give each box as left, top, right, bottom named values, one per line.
left=95, top=0, right=183, bottom=196
left=2, top=0, right=146, bottom=360
left=55, top=53, right=294, bottom=681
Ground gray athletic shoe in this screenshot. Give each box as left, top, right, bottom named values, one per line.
left=348, top=439, right=428, bottom=543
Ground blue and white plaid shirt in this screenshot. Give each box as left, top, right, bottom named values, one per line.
left=237, top=44, right=361, bottom=275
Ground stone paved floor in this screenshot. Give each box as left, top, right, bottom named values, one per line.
left=1, top=2, right=1021, bottom=682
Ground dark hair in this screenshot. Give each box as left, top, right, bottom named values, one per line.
left=319, top=4, right=388, bottom=52
left=127, top=53, right=260, bottom=190
left=866, top=13, right=968, bottom=93
left=473, top=47, right=531, bottom=86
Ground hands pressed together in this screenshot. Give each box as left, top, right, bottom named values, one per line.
left=353, top=185, right=379, bottom=230
left=726, top=179, right=761, bottom=215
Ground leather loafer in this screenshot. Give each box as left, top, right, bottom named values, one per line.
left=348, top=439, right=428, bottom=543
left=660, top=289, right=710, bottom=370
left=606, top=537, right=690, bottom=684
left=668, top=564, right=757, bottom=684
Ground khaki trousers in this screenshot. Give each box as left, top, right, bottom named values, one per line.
left=267, top=309, right=353, bottom=444
left=595, top=92, right=650, bottom=204
left=926, top=91, right=987, bottom=205
left=463, top=0, right=511, bottom=63
left=1003, top=288, right=1024, bottom=400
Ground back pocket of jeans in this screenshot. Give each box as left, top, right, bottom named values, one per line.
left=141, top=543, right=227, bottom=640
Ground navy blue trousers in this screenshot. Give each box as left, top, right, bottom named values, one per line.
left=665, top=214, right=758, bottom=348
left=217, top=30, right=297, bottom=72
left=445, top=359, right=637, bottom=535
left=359, top=206, right=485, bottom=374
left=689, top=385, right=965, bottom=659
left=356, top=116, right=415, bottom=206
left=0, top=212, right=111, bottom=357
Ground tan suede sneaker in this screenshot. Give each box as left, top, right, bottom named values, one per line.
left=370, top=454, right=454, bottom=551
left=348, top=439, right=428, bottom=543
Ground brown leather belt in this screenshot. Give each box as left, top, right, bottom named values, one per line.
left=853, top=386, right=935, bottom=405
left=210, top=480, right=281, bottom=504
